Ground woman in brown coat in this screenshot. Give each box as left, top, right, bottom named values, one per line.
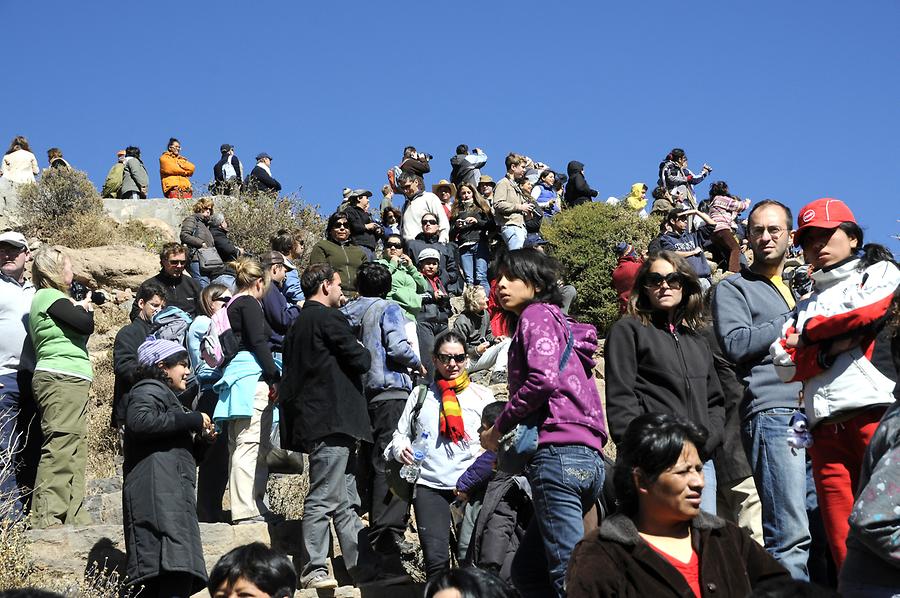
left=567, top=413, right=789, bottom=598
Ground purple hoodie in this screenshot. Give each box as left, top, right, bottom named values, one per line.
left=494, top=302, right=607, bottom=451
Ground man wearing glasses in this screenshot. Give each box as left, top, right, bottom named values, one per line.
left=656, top=208, right=716, bottom=291
left=129, top=242, right=201, bottom=320
left=713, top=200, right=814, bottom=581
left=397, top=172, right=449, bottom=243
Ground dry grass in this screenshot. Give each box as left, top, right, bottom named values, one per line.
left=86, top=351, right=120, bottom=480
left=267, top=471, right=309, bottom=521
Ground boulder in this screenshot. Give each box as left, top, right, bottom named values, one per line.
left=65, top=245, right=159, bottom=290
left=134, top=217, right=177, bottom=242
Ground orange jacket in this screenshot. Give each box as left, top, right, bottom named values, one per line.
left=159, top=152, right=195, bottom=194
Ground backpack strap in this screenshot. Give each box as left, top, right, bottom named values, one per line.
left=407, top=384, right=429, bottom=441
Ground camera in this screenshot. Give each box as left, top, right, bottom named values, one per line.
left=70, top=281, right=107, bottom=306
left=418, top=152, right=433, bottom=161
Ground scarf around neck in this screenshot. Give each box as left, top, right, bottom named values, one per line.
left=436, top=371, right=470, bottom=443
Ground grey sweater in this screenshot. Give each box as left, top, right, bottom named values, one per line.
left=712, top=268, right=802, bottom=421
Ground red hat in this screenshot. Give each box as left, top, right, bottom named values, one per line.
left=794, top=198, right=856, bottom=246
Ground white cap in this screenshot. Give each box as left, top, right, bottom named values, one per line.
left=0, top=231, right=28, bottom=251
left=416, top=248, right=441, bottom=263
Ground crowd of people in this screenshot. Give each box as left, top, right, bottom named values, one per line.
left=1, top=135, right=898, bottom=598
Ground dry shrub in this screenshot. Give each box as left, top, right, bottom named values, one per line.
left=17, top=168, right=104, bottom=242
left=87, top=351, right=120, bottom=479
left=117, top=219, right=172, bottom=253
left=213, top=190, right=324, bottom=257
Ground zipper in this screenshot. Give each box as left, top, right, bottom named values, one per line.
left=670, top=324, right=696, bottom=421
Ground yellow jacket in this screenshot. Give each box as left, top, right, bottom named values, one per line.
left=159, top=152, right=195, bottom=194
left=623, top=183, right=647, bottom=211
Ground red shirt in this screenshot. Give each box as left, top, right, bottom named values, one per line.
left=611, top=255, right=643, bottom=314
left=649, top=543, right=701, bottom=597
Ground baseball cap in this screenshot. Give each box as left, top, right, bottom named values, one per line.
left=261, top=251, right=295, bottom=270
left=0, top=231, right=29, bottom=251
left=417, top=248, right=441, bottom=263
left=220, top=143, right=233, bottom=153
left=614, top=242, right=630, bottom=255
left=255, top=152, right=272, bottom=161
left=794, top=198, right=856, bottom=246
left=116, top=149, right=126, bottom=157
left=349, top=188, right=373, bottom=199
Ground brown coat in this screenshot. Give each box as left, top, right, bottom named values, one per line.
left=567, top=512, right=789, bottom=598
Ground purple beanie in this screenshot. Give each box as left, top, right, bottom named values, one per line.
left=137, top=337, right=186, bottom=366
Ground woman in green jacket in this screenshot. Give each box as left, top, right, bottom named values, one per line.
left=308, top=212, right=367, bottom=293
left=27, top=246, right=94, bottom=528
left=377, top=233, right=427, bottom=359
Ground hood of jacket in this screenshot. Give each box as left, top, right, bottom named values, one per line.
left=567, top=160, right=584, bottom=176
left=340, top=296, right=379, bottom=329
left=627, top=183, right=644, bottom=197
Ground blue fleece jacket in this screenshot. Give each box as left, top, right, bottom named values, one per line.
left=341, top=296, right=421, bottom=399
left=281, top=269, right=304, bottom=305
left=712, top=268, right=802, bottom=421
left=262, top=282, right=300, bottom=352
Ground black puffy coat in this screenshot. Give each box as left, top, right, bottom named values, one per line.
left=564, top=161, right=598, bottom=207
left=122, top=378, right=208, bottom=592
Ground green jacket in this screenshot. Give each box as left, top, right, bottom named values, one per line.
left=29, top=289, right=92, bottom=381
left=101, top=162, right=125, bottom=198
left=309, top=238, right=367, bottom=292
left=377, top=258, right=426, bottom=321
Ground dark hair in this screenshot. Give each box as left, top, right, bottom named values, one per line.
left=456, top=144, right=469, bottom=155
left=136, top=281, right=167, bottom=305
left=270, top=229, right=294, bottom=254
left=496, top=248, right=564, bottom=309
left=135, top=350, right=190, bottom=386
left=651, top=185, right=668, bottom=200
left=167, top=137, right=180, bottom=148
left=159, top=242, right=186, bottom=261
left=424, top=567, right=516, bottom=598
left=301, top=263, right=336, bottom=298
left=613, top=413, right=708, bottom=517
left=747, top=199, right=792, bottom=231
left=356, top=262, right=392, bottom=298
left=421, top=211, right=439, bottom=225
left=327, top=211, right=349, bottom=230
left=666, top=208, right=688, bottom=224
left=432, top=329, right=468, bottom=357
left=5, top=135, right=31, bottom=155
left=481, top=401, right=505, bottom=428
left=207, top=542, right=297, bottom=598
left=708, top=180, right=729, bottom=198
left=668, top=148, right=685, bottom=161
left=397, top=171, right=421, bottom=188
left=538, top=169, right=554, bottom=183
left=837, top=222, right=897, bottom=270
left=125, top=145, right=141, bottom=159
left=627, top=251, right=705, bottom=330
left=381, top=206, right=401, bottom=224
left=403, top=145, right=417, bottom=159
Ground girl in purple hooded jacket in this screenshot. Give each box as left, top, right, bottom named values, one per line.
left=481, top=248, right=608, bottom=598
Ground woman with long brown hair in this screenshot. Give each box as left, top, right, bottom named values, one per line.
left=450, top=182, right=492, bottom=295
left=604, top=250, right=725, bottom=514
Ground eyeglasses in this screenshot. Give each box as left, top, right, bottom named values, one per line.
left=332, top=222, right=349, bottom=230
left=749, top=226, right=787, bottom=239
left=436, top=353, right=467, bottom=365
left=421, top=220, right=438, bottom=225
left=167, top=259, right=187, bottom=265
left=386, top=242, right=403, bottom=249
left=644, top=272, right=685, bottom=290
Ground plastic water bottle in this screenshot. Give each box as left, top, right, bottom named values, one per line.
left=400, top=431, right=431, bottom=482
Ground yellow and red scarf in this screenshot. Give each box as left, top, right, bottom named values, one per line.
left=436, top=371, right=470, bottom=443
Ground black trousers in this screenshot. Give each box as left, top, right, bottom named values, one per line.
left=137, top=572, right=195, bottom=598
left=195, top=388, right=228, bottom=523
left=367, top=399, right=410, bottom=553
left=413, top=485, right=456, bottom=581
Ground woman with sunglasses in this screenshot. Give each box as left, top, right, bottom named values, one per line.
left=187, top=283, right=231, bottom=522
left=377, top=233, right=427, bottom=356
left=605, top=251, right=725, bottom=516
left=479, top=248, right=607, bottom=598
left=308, top=212, right=367, bottom=293
left=386, top=330, right=495, bottom=582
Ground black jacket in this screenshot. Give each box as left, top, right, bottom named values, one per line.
left=604, top=316, right=726, bottom=456
left=465, top=472, right=532, bottom=583
left=227, top=295, right=280, bottom=383
left=122, top=379, right=207, bottom=592
left=279, top=300, right=373, bottom=450
left=210, top=224, right=240, bottom=263
left=567, top=512, right=789, bottom=598
left=406, top=233, right=462, bottom=295
left=399, top=157, right=430, bottom=177
left=450, top=206, right=490, bottom=247
left=112, top=317, right=153, bottom=428
left=345, top=204, right=378, bottom=251
left=564, top=160, right=598, bottom=207
left=129, top=271, right=201, bottom=321
left=246, top=164, right=282, bottom=193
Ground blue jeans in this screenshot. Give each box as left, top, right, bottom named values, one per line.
left=501, top=224, right=526, bottom=250
left=511, top=445, right=605, bottom=598
left=458, top=242, right=490, bottom=295
left=0, top=373, right=24, bottom=518
left=188, top=260, right=210, bottom=289
left=742, top=407, right=813, bottom=581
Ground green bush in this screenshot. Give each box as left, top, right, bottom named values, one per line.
left=16, top=168, right=104, bottom=241
left=211, top=190, right=325, bottom=257
left=544, top=203, right=660, bottom=334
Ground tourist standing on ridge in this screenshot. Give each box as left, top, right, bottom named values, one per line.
left=563, top=160, right=598, bottom=208
left=399, top=172, right=450, bottom=243
left=399, top=145, right=432, bottom=179
left=46, top=148, right=70, bottom=170
left=101, top=150, right=126, bottom=198
left=120, top=146, right=149, bottom=199
left=159, top=137, right=196, bottom=199
left=0, top=136, right=39, bottom=185
left=246, top=153, right=281, bottom=194
left=450, top=144, right=488, bottom=188
left=213, top=143, right=243, bottom=196
left=344, top=189, right=381, bottom=261
left=180, top=197, right=217, bottom=289
left=657, top=147, right=711, bottom=210
left=492, top=153, right=532, bottom=250
left=533, top=169, right=560, bottom=217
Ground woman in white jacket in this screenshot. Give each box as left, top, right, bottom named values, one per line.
left=1, top=136, right=39, bottom=184
left=770, top=198, right=899, bottom=571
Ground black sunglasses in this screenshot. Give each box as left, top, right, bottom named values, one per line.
left=386, top=242, right=403, bottom=249
left=436, top=353, right=467, bottom=365
left=167, top=259, right=187, bottom=265
left=422, top=219, right=438, bottom=225
left=644, top=272, right=684, bottom=290
left=332, top=222, right=349, bottom=229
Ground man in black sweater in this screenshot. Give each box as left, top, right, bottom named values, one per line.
left=246, top=153, right=282, bottom=194
left=280, top=264, right=389, bottom=589
left=113, top=281, right=167, bottom=427
left=129, top=243, right=201, bottom=321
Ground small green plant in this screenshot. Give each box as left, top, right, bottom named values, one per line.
left=16, top=168, right=104, bottom=242
left=543, top=203, right=660, bottom=334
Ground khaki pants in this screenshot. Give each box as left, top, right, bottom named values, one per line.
left=227, top=382, right=273, bottom=521
left=30, top=371, right=91, bottom=528
left=717, top=475, right=764, bottom=545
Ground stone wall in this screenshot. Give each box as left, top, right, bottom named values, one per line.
left=102, top=197, right=186, bottom=230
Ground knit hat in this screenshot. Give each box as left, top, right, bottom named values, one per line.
left=137, top=337, right=186, bottom=366
left=417, top=247, right=441, bottom=263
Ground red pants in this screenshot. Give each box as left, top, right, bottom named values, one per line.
left=165, top=189, right=192, bottom=199
left=808, top=407, right=886, bottom=570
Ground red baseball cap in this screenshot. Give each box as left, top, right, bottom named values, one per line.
left=794, top=198, right=856, bottom=246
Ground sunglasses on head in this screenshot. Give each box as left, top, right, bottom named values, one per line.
left=436, top=353, right=467, bottom=365
left=644, top=272, right=684, bottom=289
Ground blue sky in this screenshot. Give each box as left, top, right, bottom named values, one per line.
left=3, top=1, right=898, bottom=249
